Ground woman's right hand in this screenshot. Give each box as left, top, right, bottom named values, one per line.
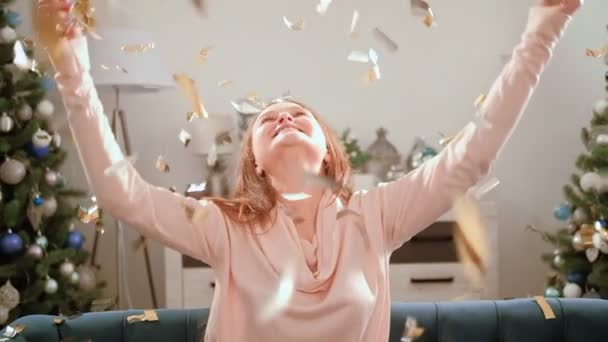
left=539, top=0, right=583, bottom=15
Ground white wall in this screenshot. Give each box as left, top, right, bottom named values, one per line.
left=14, top=0, right=608, bottom=307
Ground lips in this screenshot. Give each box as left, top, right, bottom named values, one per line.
left=273, top=124, right=303, bottom=138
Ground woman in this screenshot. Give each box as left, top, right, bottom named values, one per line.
left=37, top=0, right=581, bottom=341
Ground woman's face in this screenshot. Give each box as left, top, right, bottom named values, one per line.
left=251, top=101, right=327, bottom=173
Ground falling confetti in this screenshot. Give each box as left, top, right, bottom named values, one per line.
left=350, top=10, right=360, bottom=37
left=100, top=64, right=111, bottom=70
left=474, top=93, right=487, bottom=108
left=368, top=48, right=379, bottom=66
left=173, top=73, right=209, bottom=119
left=372, top=27, right=398, bottom=53
left=179, top=129, right=192, bottom=147
left=471, top=176, right=500, bottom=200
left=452, top=194, right=488, bottom=284
left=121, top=42, right=155, bottom=54
left=410, top=0, right=436, bottom=28
left=78, top=196, right=100, bottom=224
left=282, top=193, right=312, bottom=201
left=283, top=16, right=305, bottom=31
left=104, top=155, right=137, bottom=176
left=207, top=143, right=218, bottom=167
left=347, top=50, right=370, bottom=63
left=199, top=46, right=212, bottom=64
left=400, top=316, right=425, bottom=342
left=13, top=41, right=32, bottom=70
left=155, top=155, right=170, bottom=173
left=363, top=66, right=381, bottom=84
left=217, top=80, right=233, bottom=87
left=115, top=65, right=128, bottom=73
left=534, top=296, right=556, bottom=320
left=585, top=46, right=608, bottom=58
left=316, top=0, right=332, bottom=15
left=127, top=310, right=159, bottom=323
left=259, top=257, right=296, bottom=322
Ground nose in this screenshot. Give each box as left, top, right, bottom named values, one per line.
left=277, top=112, right=294, bottom=124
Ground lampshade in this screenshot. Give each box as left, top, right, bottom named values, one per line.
left=88, top=27, right=173, bottom=92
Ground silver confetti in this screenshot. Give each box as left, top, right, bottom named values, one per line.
left=372, top=27, right=398, bottom=53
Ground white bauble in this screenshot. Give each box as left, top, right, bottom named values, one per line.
left=572, top=208, right=588, bottom=224
left=0, top=27, right=17, bottom=43
left=45, top=170, right=58, bottom=186
left=78, top=266, right=96, bottom=291
left=32, top=129, right=51, bottom=148
left=595, top=99, right=608, bottom=115
left=60, top=261, right=75, bottom=277
left=35, top=100, right=54, bottom=118
left=597, top=134, right=608, bottom=145
left=580, top=172, right=602, bottom=192
left=0, top=306, right=8, bottom=324
left=592, top=232, right=608, bottom=254
left=26, top=244, right=43, bottom=259
left=44, top=277, right=58, bottom=294
left=563, top=282, right=582, bottom=298
left=0, top=113, right=13, bottom=133
left=41, top=196, right=57, bottom=217
left=586, top=247, right=600, bottom=262
left=52, top=132, right=61, bottom=148
left=70, top=272, right=80, bottom=285
left=0, top=281, right=19, bottom=310
left=17, top=104, right=32, bottom=121
left=0, top=158, right=26, bottom=185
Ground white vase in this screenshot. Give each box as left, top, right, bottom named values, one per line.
left=352, top=173, right=376, bottom=191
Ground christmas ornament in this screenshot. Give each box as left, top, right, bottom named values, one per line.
left=0, top=306, right=8, bottom=324
left=566, top=271, right=587, bottom=287
left=563, top=282, right=582, bottom=298
left=52, top=132, right=61, bottom=148
left=78, top=266, right=97, bottom=290
left=572, top=225, right=594, bottom=251
left=27, top=141, right=50, bottom=158
left=0, top=230, right=23, bottom=256
left=66, top=230, right=84, bottom=250
left=544, top=287, right=560, bottom=298
left=5, top=10, right=22, bottom=27
left=594, top=98, right=608, bottom=115
left=26, top=244, right=43, bottom=259
left=580, top=172, right=603, bottom=192
left=592, top=232, right=608, bottom=253
left=41, top=196, right=57, bottom=217
left=586, top=247, right=600, bottom=262
left=35, top=99, right=54, bottom=118
left=0, top=113, right=14, bottom=132
left=70, top=272, right=79, bottom=285
left=553, top=254, right=564, bottom=267
left=0, top=158, right=26, bottom=184
left=27, top=201, right=43, bottom=231
left=44, top=277, right=58, bottom=294
left=59, top=260, right=75, bottom=277
left=572, top=207, right=588, bottom=224
left=567, top=223, right=578, bottom=233
left=45, top=170, right=58, bottom=186
left=32, top=129, right=51, bottom=148
left=39, top=76, right=55, bottom=91
left=35, top=234, right=48, bottom=249
left=553, top=203, right=572, bottom=221
left=596, top=134, right=608, bottom=145
left=0, top=280, right=19, bottom=310
left=32, top=193, right=43, bottom=206
left=17, top=104, right=32, bottom=121
left=0, top=26, right=17, bottom=43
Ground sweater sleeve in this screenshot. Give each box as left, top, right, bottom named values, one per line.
left=352, top=6, right=572, bottom=252
left=54, top=36, right=228, bottom=268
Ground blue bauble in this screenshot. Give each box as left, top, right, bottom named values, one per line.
left=33, top=195, right=43, bottom=206
left=421, top=147, right=437, bottom=158
left=27, top=143, right=50, bottom=158
left=39, top=76, right=55, bottom=92
left=596, top=220, right=608, bottom=229
left=544, top=287, right=561, bottom=298
left=566, top=271, right=587, bottom=287
left=553, top=203, right=572, bottom=221
left=5, top=10, right=22, bottom=27
left=0, top=231, right=23, bottom=256
left=66, top=230, right=84, bottom=250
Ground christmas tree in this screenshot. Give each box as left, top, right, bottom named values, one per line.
left=532, top=65, right=608, bottom=300
left=0, top=2, right=102, bottom=324
left=340, top=128, right=371, bottom=171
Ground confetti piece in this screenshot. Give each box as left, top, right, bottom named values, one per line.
left=363, top=66, right=380, bottom=84
left=169, top=186, right=177, bottom=192
left=179, top=129, right=192, bottom=147
left=372, top=27, right=398, bottom=53
left=471, top=176, right=500, bottom=199
left=283, top=16, right=305, bottom=31
left=115, top=65, right=128, bottom=73
left=173, top=73, right=209, bottom=119
left=438, top=132, right=455, bottom=146
left=368, top=48, right=379, bottom=66
left=100, top=64, right=111, bottom=70
left=199, top=46, right=212, bottom=64
left=127, top=310, right=159, bottom=323
left=452, top=194, right=488, bottom=284
left=411, top=0, right=436, bottom=28
left=585, top=46, right=608, bottom=58
left=316, top=0, right=332, bottom=15
left=534, top=296, right=556, bottom=319
left=230, top=98, right=263, bottom=114
left=259, top=258, right=296, bottom=322
left=282, top=193, right=312, bottom=201
left=155, top=155, right=170, bottom=173
left=104, top=155, right=137, bottom=177
left=423, top=14, right=436, bottom=28
left=474, top=94, right=487, bottom=108
left=78, top=196, right=100, bottom=224
left=13, top=41, right=32, bottom=70
left=217, top=80, right=233, bottom=87
left=347, top=50, right=370, bottom=63
left=207, top=144, right=218, bottom=167
left=401, top=316, right=425, bottom=342
left=53, top=317, right=66, bottom=325
left=187, top=182, right=207, bottom=193
left=350, top=10, right=360, bottom=37
left=121, top=42, right=155, bottom=54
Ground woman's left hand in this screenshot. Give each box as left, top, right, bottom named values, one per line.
left=539, top=0, right=583, bottom=15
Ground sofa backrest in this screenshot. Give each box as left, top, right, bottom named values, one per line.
left=2, top=298, right=608, bottom=342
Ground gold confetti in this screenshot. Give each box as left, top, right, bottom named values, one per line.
left=180, top=201, right=209, bottom=223
left=121, top=42, right=155, bottom=54
left=372, top=27, right=398, bottom=53
left=78, top=196, right=100, bottom=224
left=100, top=64, right=111, bottom=70
left=259, top=257, right=296, bottom=322
left=363, top=66, right=381, bottom=84
left=127, top=310, right=159, bottom=323
left=401, top=316, right=425, bottom=342
left=155, top=155, right=170, bottom=173
left=217, top=80, right=233, bottom=87
left=283, top=16, right=305, bottom=31
left=216, top=131, right=233, bottom=145
left=350, top=10, right=360, bottom=37
left=104, top=155, right=137, bottom=177
left=585, top=46, right=608, bottom=58
left=179, top=129, right=192, bottom=147
left=173, top=73, right=209, bottom=119
left=474, top=93, right=487, bottom=108
left=423, top=14, right=436, bottom=28
left=316, top=0, right=332, bottom=15
left=452, top=194, right=488, bottom=284
left=187, top=111, right=200, bottom=122
left=199, top=46, right=212, bottom=64
left=411, top=0, right=436, bottom=28
left=534, top=296, right=556, bottom=319
left=282, top=193, right=312, bottom=201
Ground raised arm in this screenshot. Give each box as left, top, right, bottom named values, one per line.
left=352, top=3, right=577, bottom=252
left=35, top=1, right=228, bottom=268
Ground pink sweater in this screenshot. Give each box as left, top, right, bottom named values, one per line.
left=55, top=6, right=570, bottom=342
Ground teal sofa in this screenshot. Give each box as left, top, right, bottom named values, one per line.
left=1, top=298, right=607, bottom=341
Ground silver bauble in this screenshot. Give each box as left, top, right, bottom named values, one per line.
left=45, top=170, right=58, bottom=186
left=0, top=113, right=13, bottom=133
left=78, top=266, right=97, bottom=291
left=17, top=104, right=32, bottom=121
left=70, top=272, right=80, bottom=285
left=0, top=158, right=26, bottom=185
left=59, top=261, right=75, bottom=277
left=563, top=282, right=582, bottom=298
left=572, top=208, right=588, bottom=224
left=572, top=232, right=585, bottom=251
left=26, top=244, right=43, bottom=259
left=41, top=196, right=57, bottom=217
left=35, top=100, right=54, bottom=118
left=595, top=99, right=608, bottom=115
left=35, top=235, right=48, bottom=249
left=553, top=254, right=565, bottom=267
left=44, top=277, right=58, bottom=294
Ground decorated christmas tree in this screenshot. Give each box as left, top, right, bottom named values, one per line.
left=532, top=64, right=608, bottom=300
left=0, top=2, right=102, bottom=324
left=340, top=128, right=371, bottom=172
